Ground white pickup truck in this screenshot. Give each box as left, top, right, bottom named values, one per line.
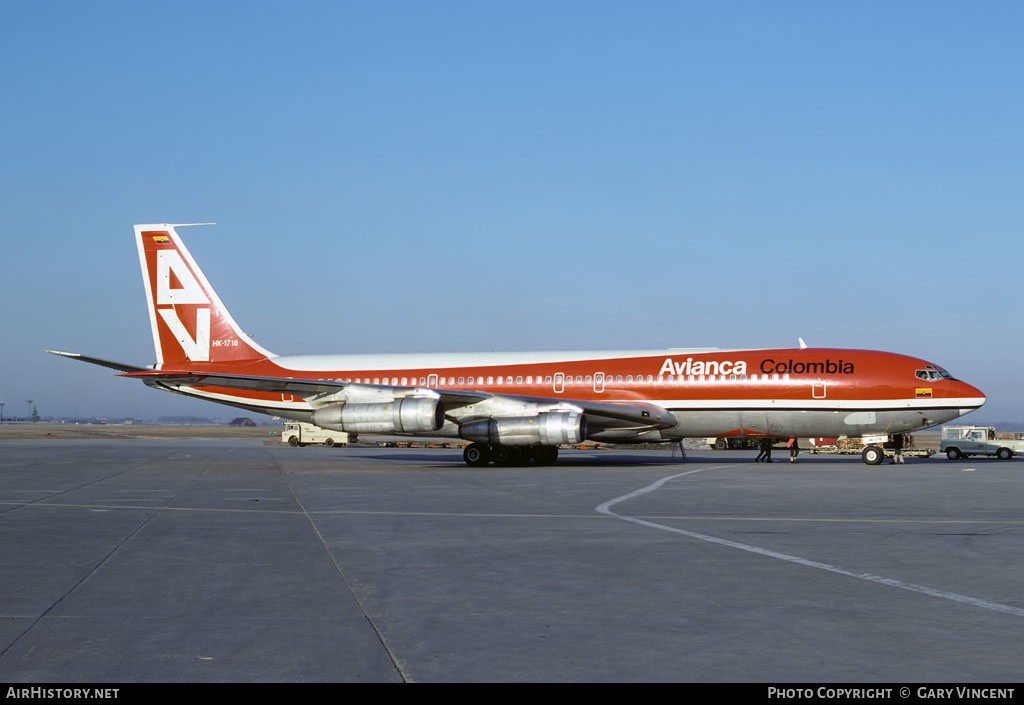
left=940, top=426, right=1024, bottom=460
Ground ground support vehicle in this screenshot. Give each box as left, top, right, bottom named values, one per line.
left=282, top=422, right=350, bottom=448
left=807, top=434, right=933, bottom=464
left=941, top=426, right=1024, bottom=460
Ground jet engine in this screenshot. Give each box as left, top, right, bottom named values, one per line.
left=459, top=411, right=587, bottom=446
left=312, top=397, right=443, bottom=434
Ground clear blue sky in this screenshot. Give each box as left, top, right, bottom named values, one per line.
left=2, top=1, right=1022, bottom=421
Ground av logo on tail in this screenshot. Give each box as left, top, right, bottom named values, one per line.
left=155, top=248, right=211, bottom=362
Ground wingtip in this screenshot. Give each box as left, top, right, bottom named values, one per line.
left=43, top=349, right=79, bottom=358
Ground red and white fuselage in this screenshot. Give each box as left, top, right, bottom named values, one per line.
left=135, top=346, right=985, bottom=441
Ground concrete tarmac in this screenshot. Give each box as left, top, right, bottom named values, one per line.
left=1, top=440, right=1022, bottom=682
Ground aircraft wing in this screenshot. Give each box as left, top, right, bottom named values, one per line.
left=116, top=369, right=489, bottom=404
left=49, top=351, right=678, bottom=433
left=116, top=369, right=679, bottom=430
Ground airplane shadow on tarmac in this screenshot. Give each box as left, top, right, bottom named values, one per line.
left=334, top=450, right=938, bottom=467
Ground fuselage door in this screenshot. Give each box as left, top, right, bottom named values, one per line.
left=593, top=372, right=605, bottom=393
left=554, top=372, right=565, bottom=394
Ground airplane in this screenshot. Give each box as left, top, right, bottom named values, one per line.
left=47, top=223, right=986, bottom=466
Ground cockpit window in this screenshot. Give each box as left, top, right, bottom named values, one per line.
left=916, top=368, right=954, bottom=381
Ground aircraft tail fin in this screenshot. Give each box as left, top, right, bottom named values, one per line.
left=134, top=224, right=276, bottom=368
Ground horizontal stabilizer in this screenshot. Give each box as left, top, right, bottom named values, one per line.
left=44, top=350, right=149, bottom=374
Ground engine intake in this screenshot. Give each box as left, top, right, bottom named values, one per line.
left=459, top=411, right=586, bottom=446
left=312, top=397, right=443, bottom=434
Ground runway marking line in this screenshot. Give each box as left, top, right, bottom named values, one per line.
left=596, top=466, right=1024, bottom=619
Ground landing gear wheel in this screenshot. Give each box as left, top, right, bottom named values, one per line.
left=946, top=447, right=962, bottom=460
left=463, top=443, right=492, bottom=467
left=492, top=446, right=518, bottom=466
left=997, top=447, right=1013, bottom=460
left=535, top=447, right=559, bottom=466
left=862, top=445, right=885, bottom=466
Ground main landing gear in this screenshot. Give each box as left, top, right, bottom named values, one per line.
left=462, top=442, right=559, bottom=467
left=861, top=445, right=885, bottom=465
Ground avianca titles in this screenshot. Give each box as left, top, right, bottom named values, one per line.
left=46, top=223, right=986, bottom=466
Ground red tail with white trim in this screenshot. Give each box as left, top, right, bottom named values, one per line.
left=134, top=224, right=275, bottom=368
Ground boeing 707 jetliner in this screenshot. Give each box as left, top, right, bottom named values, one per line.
left=47, top=224, right=986, bottom=466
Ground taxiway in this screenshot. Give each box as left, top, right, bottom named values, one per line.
left=1, top=440, right=1022, bottom=682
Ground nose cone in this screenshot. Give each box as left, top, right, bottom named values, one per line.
left=957, top=379, right=986, bottom=414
